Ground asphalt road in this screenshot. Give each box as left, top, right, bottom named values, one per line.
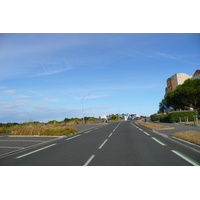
left=0, top=121, right=199, bottom=166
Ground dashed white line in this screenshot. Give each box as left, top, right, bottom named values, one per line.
left=171, top=150, right=199, bottom=166
left=109, top=132, right=114, bottom=137
left=84, top=130, right=92, bottom=134
left=83, top=155, right=95, bottom=166
left=66, top=135, right=80, bottom=140
left=99, top=139, right=108, bottom=149
left=152, top=137, right=166, bottom=146
left=143, top=131, right=150, bottom=136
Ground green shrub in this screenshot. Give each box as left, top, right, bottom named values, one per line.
left=43, top=127, right=78, bottom=136
left=169, top=111, right=197, bottom=123
left=160, top=114, right=170, bottom=122
left=150, top=114, right=159, bottom=121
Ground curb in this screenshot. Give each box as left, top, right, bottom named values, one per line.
left=135, top=122, right=200, bottom=152
left=152, top=129, right=200, bottom=152
left=169, top=136, right=200, bottom=151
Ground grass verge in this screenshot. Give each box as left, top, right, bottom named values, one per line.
left=137, top=121, right=174, bottom=130
left=1, top=124, right=78, bottom=136
left=171, top=131, right=200, bottom=146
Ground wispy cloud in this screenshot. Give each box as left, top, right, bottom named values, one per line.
left=3, top=90, right=17, bottom=95
left=86, top=106, right=114, bottom=111
left=87, top=95, right=108, bottom=99
left=2, top=90, right=31, bottom=99
left=155, top=52, right=199, bottom=65
left=156, top=52, right=177, bottom=59
left=13, top=95, right=31, bottom=98
left=30, top=66, right=73, bottom=77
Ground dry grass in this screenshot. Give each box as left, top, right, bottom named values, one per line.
left=136, top=121, right=174, bottom=130
left=171, top=131, right=200, bottom=146
left=86, top=121, right=105, bottom=124
left=6, top=124, right=78, bottom=136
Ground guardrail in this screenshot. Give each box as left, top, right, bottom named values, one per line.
left=179, top=116, right=199, bottom=126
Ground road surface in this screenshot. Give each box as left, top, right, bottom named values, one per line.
left=0, top=121, right=199, bottom=166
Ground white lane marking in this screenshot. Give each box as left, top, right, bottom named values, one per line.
left=83, top=155, right=95, bottom=166
left=16, top=143, right=56, bottom=158
left=66, top=135, right=80, bottom=140
left=94, top=128, right=99, bottom=130
left=99, top=139, right=108, bottom=149
left=0, top=140, right=46, bottom=142
left=152, top=137, right=166, bottom=146
left=0, top=146, right=24, bottom=149
left=109, top=132, right=113, bottom=137
left=143, top=131, right=150, bottom=136
left=84, top=130, right=92, bottom=134
left=171, top=150, right=199, bottom=166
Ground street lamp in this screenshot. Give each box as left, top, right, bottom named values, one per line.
left=82, top=94, right=90, bottom=124
left=118, top=105, right=122, bottom=119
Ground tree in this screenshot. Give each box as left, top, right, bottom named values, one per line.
left=110, top=115, right=117, bottom=120
left=162, top=78, right=200, bottom=110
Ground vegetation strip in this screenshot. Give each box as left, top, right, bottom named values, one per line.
left=152, top=137, right=166, bottom=146
left=171, top=150, right=200, bottom=166
left=16, top=143, right=56, bottom=158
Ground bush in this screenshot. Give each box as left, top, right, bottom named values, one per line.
left=169, top=111, right=198, bottom=123
left=43, top=127, right=78, bottom=136
left=110, top=115, right=118, bottom=120
left=160, top=114, right=170, bottom=122
left=150, top=114, right=159, bottom=121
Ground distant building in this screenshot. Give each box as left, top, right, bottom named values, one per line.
left=165, top=73, right=192, bottom=94
left=192, top=70, right=200, bottom=79
left=165, top=70, right=200, bottom=95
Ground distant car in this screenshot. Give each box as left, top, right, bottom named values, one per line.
left=135, top=117, right=140, bottom=120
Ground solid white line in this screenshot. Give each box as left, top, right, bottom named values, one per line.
left=152, top=137, right=166, bottom=146
left=66, top=135, right=80, bottom=140
left=0, top=140, right=46, bottom=142
left=99, top=139, right=108, bottom=149
left=0, top=146, right=24, bottom=149
left=171, top=150, right=199, bottom=166
left=83, top=155, right=95, bottom=166
left=16, top=143, right=56, bottom=158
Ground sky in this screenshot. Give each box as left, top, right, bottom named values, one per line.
left=0, top=33, right=200, bottom=123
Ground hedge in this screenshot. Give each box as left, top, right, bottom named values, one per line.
left=160, top=114, right=170, bottom=122
left=169, top=111, right=198, bottom=123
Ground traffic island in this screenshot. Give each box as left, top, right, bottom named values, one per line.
left=170, top=131, right=200, bottom=146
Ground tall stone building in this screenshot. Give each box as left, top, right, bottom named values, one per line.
left=165, top=70, right=200, bottom=95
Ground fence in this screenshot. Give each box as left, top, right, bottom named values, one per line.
left=178, top=116, right=199, bottom=126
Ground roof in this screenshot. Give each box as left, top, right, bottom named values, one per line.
left=193, top=70, right=200, bottom=77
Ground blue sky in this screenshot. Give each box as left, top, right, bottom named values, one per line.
left=0, top=33, right=200, bottom=123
